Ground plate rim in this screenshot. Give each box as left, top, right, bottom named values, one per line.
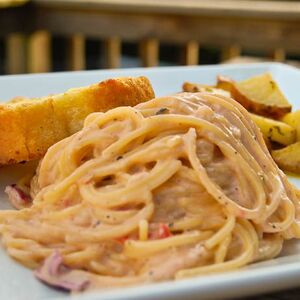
left=1, top=62, right=300, bottom=300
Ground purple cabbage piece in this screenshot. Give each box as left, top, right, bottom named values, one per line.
left=4, top=184, right=32, bottom=209
left=34, top=251, right=90, bottom=292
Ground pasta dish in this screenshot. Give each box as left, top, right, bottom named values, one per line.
left=1, top=92, right=300, bottom=292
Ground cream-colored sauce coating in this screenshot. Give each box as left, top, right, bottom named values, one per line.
left=0, top=92, right=300, bottom=291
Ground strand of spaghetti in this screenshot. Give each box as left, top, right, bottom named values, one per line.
left=254, top=236, right=283, bottom=262
left=79, top=160, right=181, bottom=208
left=1, top=222, right=66, bottom=243
left=63, top=246, right=104, bottom=266
left=41, top=204, right=83, bottom=221
left=260, top=174, right=287, bottom=222
left=65, top=202, right=154, bottom=243
left=37, top=136, right=74, bottom=188
left=85, top=106, right=144, bottom=129
left=170, top=216, right=203, bottom=231
left=239, top=219, right=259, bottom=252
left=124, top=231, right=213, bottom=258
left=58, top=130, right=119, bottom=179
left=139, top=219, right=148, bottom=241
left=264, top=198, right=295, bottom=233
left=197, top=94, right=286, bottom=202
left=1, top=92, right=299, bottom=290
left=6, top=248, right=44, bottom=268
left=37, top=109, right=236, bottom=204
left=215, top=234, right=232, bottom=264
left=205, top=93, right=271, bottom=158
left=205, top=213, right=235, bottom=249
left=143, top=114, right=278, bottom=218
left=184, top=128, right=263, bottom=219
left=91, top=207, right=139, bottom=225
left=287, top=222, right=300, bottom=239
left=218, top=140, right=266, bottom=216
left=36, top=125, right=170, bottom=204
left=175, top=222, right=256, bottom=278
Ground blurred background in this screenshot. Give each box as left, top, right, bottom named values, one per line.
left=0, top=0, right=299, bottom=74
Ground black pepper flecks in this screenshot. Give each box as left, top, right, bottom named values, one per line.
left=273, top=125, right=284, bottom=136
left=156, top=107, right=169, bottom=115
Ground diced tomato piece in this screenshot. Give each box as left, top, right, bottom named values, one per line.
left=157, top=223, right=172, bottom=239
left=149, top=223, right=172, bottom=240
left=116, top=236, right=128, bottom=243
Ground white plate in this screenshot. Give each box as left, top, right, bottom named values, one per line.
left=1, top=63, right=300, bottom=300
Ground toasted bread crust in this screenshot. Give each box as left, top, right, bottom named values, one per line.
left=0, top=76, right=155, bottom=165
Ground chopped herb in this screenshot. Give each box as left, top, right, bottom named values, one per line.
left=205, top=87, right=213, bottom=92
left=156, top=108, right=169, bottom=115
left=270, top=80, right=276, bottom=89
left=168, top=222, right=174, bottom=228
left=267, top=128, right=273, bottom=139
left=273, top=126, right=284, bottom=136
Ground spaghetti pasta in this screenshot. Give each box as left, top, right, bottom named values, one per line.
left=1, top=92, right=300, bottom=291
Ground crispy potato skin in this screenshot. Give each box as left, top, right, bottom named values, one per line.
left=0, top=76, right=155, bottom=165
left=250, top=113, right=295, bottom=146
left=182, top=82, right=231, bottom=97
left=282, top=110, right=300, bottom=141
left=216, top=75, right=291, bottom=119
left=272, top=142, right=300, bottom=173
left=182, top=82, right=212, bottom=92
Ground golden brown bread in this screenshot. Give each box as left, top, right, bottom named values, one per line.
left=0, top=76, right=155, bottom=165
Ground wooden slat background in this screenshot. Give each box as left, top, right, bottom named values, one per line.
left=0, top=0, right=299, bottom=73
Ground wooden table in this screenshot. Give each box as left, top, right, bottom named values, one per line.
left=33, top=0, right=300, bottom=65
left=0, top=0, right=28, bottom=8
left=1, top=0, right=300, bottom=71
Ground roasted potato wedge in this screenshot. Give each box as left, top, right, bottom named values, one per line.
left=282, top=110, right=300, bottom=141
left=250, top=113, right=295, bottom=145
left=272, top=142, right=300, bottom=173
left=182, top=82, right=230, bottom=97
left=217, top=73, right=291, bottom=119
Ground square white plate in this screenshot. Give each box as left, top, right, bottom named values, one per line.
left=1, top=63, right=300, bottom=300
